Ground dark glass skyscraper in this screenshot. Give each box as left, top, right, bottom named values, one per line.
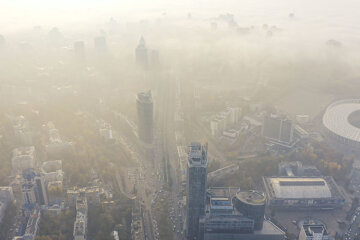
left=186, top=142, right=208, bottom=240
left=136, top=91, right=153, bottom=144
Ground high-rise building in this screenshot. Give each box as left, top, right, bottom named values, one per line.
left=136, top=91, right=153, bottom=144
left=135, top=36, right=148, bottom=68
left=299, top=223, right=329, bottom=240
left=186, top=142, right=208, bottom=240
left=22, top=169, right=48, bottom=206
left=262, top=114, right=294, bottom=145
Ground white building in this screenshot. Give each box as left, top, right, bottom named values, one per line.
left=299, top=224, right=329, bottom=240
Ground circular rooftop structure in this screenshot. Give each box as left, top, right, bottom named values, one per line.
left=233, top=190, right=266, bottom=231
left=323, top=99, right=360, bottom=147
left=235, top=190, right=266, bottom=206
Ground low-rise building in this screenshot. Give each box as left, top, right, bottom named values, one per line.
left=263, top=176, right=345, bottom=209
left=67, top=187, right=103, bottom=207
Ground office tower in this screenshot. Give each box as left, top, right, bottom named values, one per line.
left=186, top=142, right=208, bottom=240
left=94, top=36, right=107, bottom=53
left=135, top=36, right=148, bottom=68
left=262, top=114, right=293, bottom=144
left=299, top=223, right=329, bottom=240
left=136, top=91, right=153, bottom=144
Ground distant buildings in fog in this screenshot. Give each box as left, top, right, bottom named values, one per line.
left=136, top=91, right=153, bottom=144
left=12, top=146, right=36, bottom=175
left=210, top=107, right=241, bottom=136
left=45, top=122, right=73, bottom=158
left=135, top=36, right=160, bottom=69
left=135, top=36, right=148, bottom=68
left=262, top=114, right=297, bottom=149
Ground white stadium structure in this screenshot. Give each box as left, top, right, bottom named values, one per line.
left=323, top=99, right=360, bottom=148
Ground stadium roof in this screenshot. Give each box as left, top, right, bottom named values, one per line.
left=266, top=177, right=332, bottom=199
left=323, top=99, right=360, bottom=143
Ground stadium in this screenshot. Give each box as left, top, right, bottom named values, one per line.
left=263, top=177, right=345, bottom=209
left=323, top=99, right=360, bottom=149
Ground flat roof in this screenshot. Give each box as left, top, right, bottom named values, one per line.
left=265, top=177, right=332, bottom=199
left=235, top=191, right=266, bottom=205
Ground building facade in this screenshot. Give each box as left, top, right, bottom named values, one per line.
left=186, top=142, right=208, bottom=240
left=136, top=91, right=153, bottom=144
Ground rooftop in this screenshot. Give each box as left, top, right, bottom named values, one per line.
left=264, top=176, right=344, bottom=199
left=137, top=91, right=152, bottom=103
left=188, top=142, right=208, bottom=166
left=302, top=224, right=328, bottom=236
left=235, top=190, right=266, bottom=206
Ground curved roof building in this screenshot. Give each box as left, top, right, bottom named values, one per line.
left=323, top=99, right=360, bottom=148
left=233, top=191, right=266, bottom=231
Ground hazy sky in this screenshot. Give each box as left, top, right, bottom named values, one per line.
left=0, top=0, right=359, bottom=53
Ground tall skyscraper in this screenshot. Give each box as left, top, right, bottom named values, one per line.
left=135, top=36, right=148, bottom=68
left=136, top=91, right=153, bottom=144
left=186, top=142, right=208, bottom=240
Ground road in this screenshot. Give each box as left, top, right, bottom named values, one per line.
left=155, top=72, right=185, bottom=240
left=344, top=206, right=360, bottom=240
left=110, top=70, right=184, bottom=240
